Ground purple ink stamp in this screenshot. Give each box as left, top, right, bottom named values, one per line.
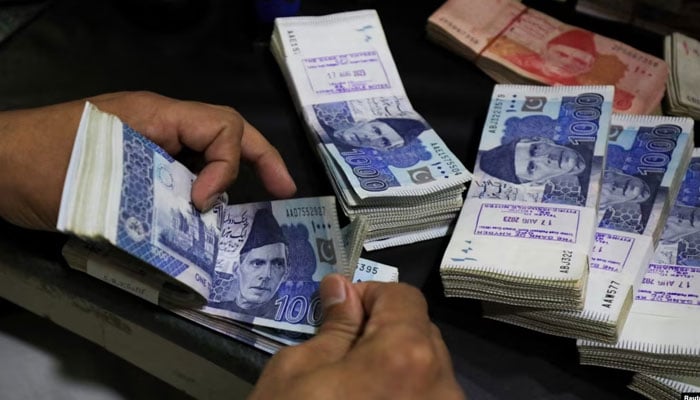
left=303, top=51, right=391, bottom=95
left=590, top=232, right=635, bottom=273
left=474, top=203, right=580, bottom=244
left=635, top=264, right=700, bottom=306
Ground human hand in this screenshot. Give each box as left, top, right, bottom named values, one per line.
left=249, top=274, right=465, bottom=400
left=0, top=91, right=296, bottom=231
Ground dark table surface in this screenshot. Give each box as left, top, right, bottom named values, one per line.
left=0, top=0, right=673, bottom=398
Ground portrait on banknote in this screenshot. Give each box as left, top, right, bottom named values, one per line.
left=598, top=122, right=687, bottom=235
left=311, top=97, right=457, bottom=192
left=210, top=206, right=321, bottom=319
left=202, top=198, right=342, bottom=332
left=219, top=208, right=290, bottom=313
left=656, top=158, right=700, bottom=266
left=488, top=24, right=634, bottom=112
left=473, top=109, right=599, bottom=207
left=313, top=97, right=429, bottom=154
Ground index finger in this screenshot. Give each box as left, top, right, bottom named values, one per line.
left=171, top=104, right=296, bottom=206
left=160, top=101, right=246, bottom=210
left=239, top=118, right=297, bottom=199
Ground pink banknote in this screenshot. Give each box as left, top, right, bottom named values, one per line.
left=429, top=0, right=668, bottom=114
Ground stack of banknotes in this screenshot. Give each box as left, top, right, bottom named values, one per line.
left=629, top=373, right=700, bottom=400
left=482, top=114, right=694, bottom=343
left=664, top=32, right=700, bottom=120
left=578, top=148, right=700, bottom=377
left=58, top=102, right=402, bottom=349
left=270, top=9, right=472, bottom=251
left=440, top=84, right=613, bottom=310
left=426, top=0, right=668, bottom=115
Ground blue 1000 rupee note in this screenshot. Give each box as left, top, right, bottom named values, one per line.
left=116, top=124, right=226, bottom=299
left=57, top=102, right=227, bottom=304
left=469, top=85, right=611, bottom=206
left=598, top=116, right=693, bottom=236
left=271, top=10, right=470, bottom=200
left=442, top=85, right=613, bottom=293
left=488, top=115, right=694, bottom=338
left=592, top=115, right=693, bottom=275
left=309, top=96, right=470, bottom=198
left=655, top=150, right=700, bottom=267
left=578, top=114, right=692, bottom=326
left=577, top=151, right=700, bottom=370
left=202, top=196, right=347, bottom=334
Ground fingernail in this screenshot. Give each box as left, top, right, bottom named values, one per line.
left=202, top=194, right=221, bottom=212
left=320, top=274, right=346, bottom=310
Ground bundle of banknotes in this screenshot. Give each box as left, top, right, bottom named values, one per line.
left=664, top=32, right=700, bottom=120
left=482, top=114, right=694, bottom=343
left=426, top=0, right=668, bottom=115
left=440, top=84, right=613, bottom=310
left=577, top=148, right=700, bottom=377
left=270, top=9, right=472, bottom=251
left=58, top=102, right=402, bottom=347
left=629, top=373, right=700, bottom=400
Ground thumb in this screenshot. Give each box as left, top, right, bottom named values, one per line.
left=297, top=274, right=365, bottom=365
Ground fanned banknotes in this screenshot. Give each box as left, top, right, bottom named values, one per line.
left=441, top=84, right=614, bottom=310
left=58, top=102, right=358, bottom=335
left=427, top=0, right=668, bottom=114
left=578, top=149, right=700, bottom=377
left=58, top=102, right=230, bottom=306
left=270, top=9, right=471, bottom=250
left=483, top=114, right=694, bottom=343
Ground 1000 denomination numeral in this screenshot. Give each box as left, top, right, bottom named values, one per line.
left=565, top=93, right=603, bottom=144
left=636, top=124, right=682, bottom=175
left=274, top=295, right=323, bottom=326
left=341, top=148, right=391, bottom=192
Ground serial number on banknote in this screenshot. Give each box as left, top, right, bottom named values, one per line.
left=560, top=249, right=573, bottom=273
left=285, top=206, right=327, bottom=218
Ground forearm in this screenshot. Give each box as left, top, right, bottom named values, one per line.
left=0, top=101, right=84, bottom=230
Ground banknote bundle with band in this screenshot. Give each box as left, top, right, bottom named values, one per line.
left=577, top=148, right=700, bottom=377
left=664, top=32, right=700, bottom=120
left=441, top=84, right=614, bottom=310
left=270, top=10, right=472, bottom=250
left=426, top=0, right=668, bottom=115
left=482, top=114, right=694, bottom=343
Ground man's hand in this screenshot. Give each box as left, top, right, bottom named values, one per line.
left=0, top=91, right=296, bottom=230
left=249, top=274, right=466, bottom=400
